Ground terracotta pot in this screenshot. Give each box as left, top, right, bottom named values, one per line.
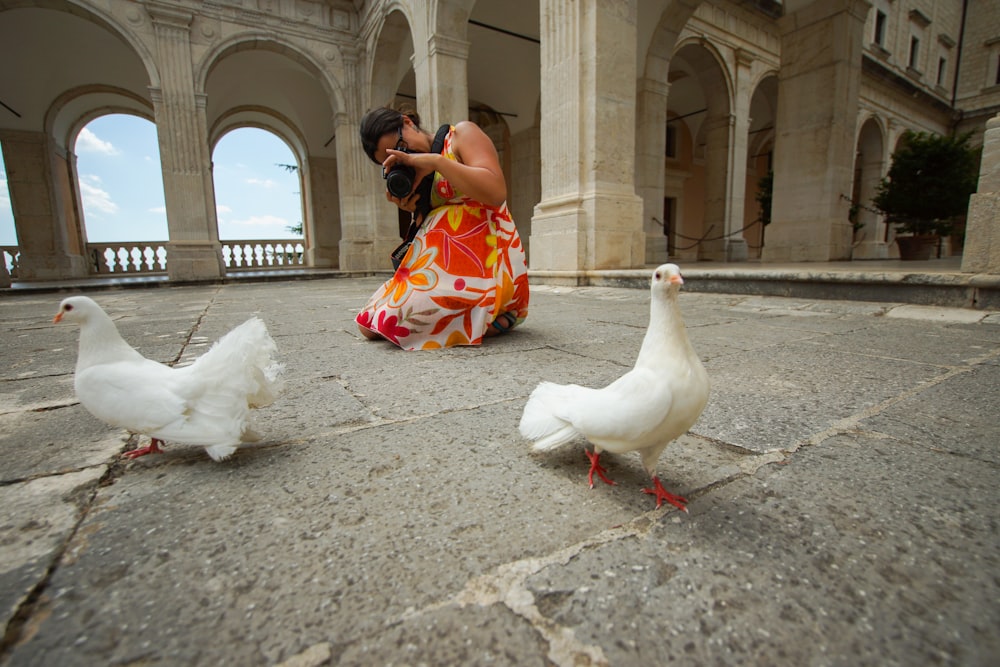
left=895, top=234, right=938, bottom=260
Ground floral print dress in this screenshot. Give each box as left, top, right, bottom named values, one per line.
left=356, top=127, right=529, bottom=350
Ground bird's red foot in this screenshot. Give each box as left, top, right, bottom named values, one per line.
left=585, top=450, right=616, bottom=488
left=643, top=476, right=688, bottom=512
left=123, top=438, right=164, bottom=459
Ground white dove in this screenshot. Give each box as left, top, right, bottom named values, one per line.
left=54, top=296, right=283, bottom=462
left=519, top=263, right=709, bottom=511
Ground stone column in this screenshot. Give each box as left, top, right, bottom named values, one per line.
left=699, top=113, right=731, bottom=261
left=962, top=113, right=1000, bottom=274
left=415, top=33, right=470, bottom=127
left=530, top=0, right=644, bottom=271
left=306, top=155, right=340, bottom=268
left=335, top=105, right=398, bottom=271
left=0, top=130, right=88, bottom=281
left=510, top=124, right=541, bottom=262
left=762, top=0, right=869, bottom=262
left=636, top=77, right=670, bottom=265
left=148, top=6, right=224, bottom=281
left=724, top=49, right=754, bottom=262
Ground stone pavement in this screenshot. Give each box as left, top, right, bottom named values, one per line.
left=0, top=275, right=998, bottom=666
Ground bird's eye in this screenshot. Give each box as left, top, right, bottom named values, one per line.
left=65, top=304, right=74, bottom=312
left=654, top=272, right=662, bottom=280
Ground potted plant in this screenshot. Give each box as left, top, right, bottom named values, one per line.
left=872, top=130, right=979, bottom=260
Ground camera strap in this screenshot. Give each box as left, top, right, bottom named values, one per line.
left=392, top=124, right=451, bottom=270
left=405, top=123, right=451, bottom=241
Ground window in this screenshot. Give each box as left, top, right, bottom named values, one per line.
left=937, top=57, right=947, bottom=86
left=874, top=10, right=887, bottom=47
left=996, top=53, right=1000, bottom=86
left=908, top=36, right=920, bottom=70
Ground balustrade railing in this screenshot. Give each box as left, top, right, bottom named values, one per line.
left=89, top=242, right=169, bottom=275
left=1, top=240, right=308, bottom=282
left=222, top=240, right=306, bottom=270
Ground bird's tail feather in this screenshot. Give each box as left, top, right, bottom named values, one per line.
left=519, top=381, right=583, bottom=451
left=204, top=444, right=237, bottom=462
left=190, top=317, right=284, bottom=407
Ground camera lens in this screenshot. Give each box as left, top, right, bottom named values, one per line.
left=385, top=165, right=416, bottom=198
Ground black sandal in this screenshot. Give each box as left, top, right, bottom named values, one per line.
left=489, top=312, right=518, bottom=334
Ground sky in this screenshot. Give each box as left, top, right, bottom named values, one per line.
left=0, top=114, right=303, bottom=248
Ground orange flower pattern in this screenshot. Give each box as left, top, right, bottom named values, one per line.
left=356, top=127, right=529, bottom=351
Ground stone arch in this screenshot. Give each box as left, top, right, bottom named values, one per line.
left=5, top=0, right=161, bottom=90
left=197, top=35, right=346, bottom=267
left=0, top=1, right=160, bottom=280
left=46, top=85, right=155, bottom=152
left=640, top=0, right=702, bottom=84
left=368, top=8, right=418, bottom=110
left=667, top=37, right=733, bottom=261
left=671, top=37, right=734, bottom=146
left=210, top=108, right=308, bottom=161
left=195, top=32, right=346, bottom=127
left=42, top=87, right=160, bottom=258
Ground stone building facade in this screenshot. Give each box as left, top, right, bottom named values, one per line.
left=1, top=0, right=998, bottom=285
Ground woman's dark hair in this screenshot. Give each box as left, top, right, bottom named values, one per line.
left=359, top=105, right=422, bottom=164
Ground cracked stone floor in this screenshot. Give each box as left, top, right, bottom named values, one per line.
left=1, top=277, right=998, bottom=666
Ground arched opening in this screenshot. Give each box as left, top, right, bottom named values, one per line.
left=75, top=114, right=166, bottom=243
left=72, top=114, right=168, bottom=274
left=212, top=127, right=305, bottom=271
left=666, top=41, right=733, bottom=261
left=745, top=75, right=778, bottom=258
left=852, top=118, right=887, bottom=258
left=201, top=34, right=341, bottom=271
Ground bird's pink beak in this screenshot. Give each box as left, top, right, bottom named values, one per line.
left=670, top=274, right=684, bottom=286
left=53, top=312, right=63, bottom=324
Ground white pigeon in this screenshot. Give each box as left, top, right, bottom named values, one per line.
left=54, top=296, right=283, bottom=462
left=519, top=263, right=710, bottom=511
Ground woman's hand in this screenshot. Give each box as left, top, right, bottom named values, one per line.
left=385, top=187, right=421, bottom=212
left=382, top=149, right=439, bottom=211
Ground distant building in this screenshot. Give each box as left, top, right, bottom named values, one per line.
left=1, top=0, right=998, bottom=284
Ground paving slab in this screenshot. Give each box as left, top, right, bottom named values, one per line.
left=0, top=277, right=997, bottom=666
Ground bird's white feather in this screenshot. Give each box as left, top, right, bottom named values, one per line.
left=519, top=263, right=709, bottom=477
left=56, top=296, right=283, bottom=460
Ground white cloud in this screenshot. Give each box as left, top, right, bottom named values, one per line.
left=76, top=128, right=120, bottom=156
left=79, top=176, right=118, bottom=215
left=246, top=177, right=278, bottom=189
left=148, top=206, right=166, bottom=214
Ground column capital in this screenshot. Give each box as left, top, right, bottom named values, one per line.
left=427, top=33, right=470, bottom=60
left=735, top=48, right=754, bottom=69
left=141, top=2, right=194, bottom=30
left=637, top=76, right=670, bottom=99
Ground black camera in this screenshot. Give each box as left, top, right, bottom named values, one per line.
left=383, top=163, right=416, bottom=199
